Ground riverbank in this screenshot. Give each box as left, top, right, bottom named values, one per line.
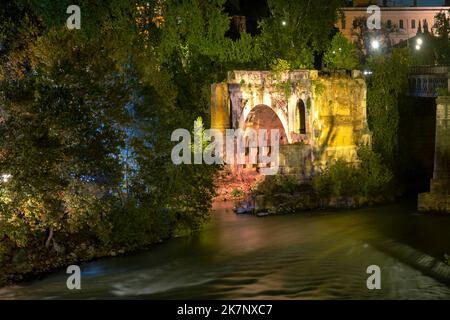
left=0, top=194, right=386, bottom=287
left=251, top=191, right=396, bottom=216
left=213, top=167, right=263, bottom=202
left=0, top=188, right=439, bottom=288
left=0, top=234, right=173, bottom=287
left=1, top=201, right=450, bottom=299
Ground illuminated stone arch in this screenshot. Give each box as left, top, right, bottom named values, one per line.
left=242, top=104, right=289, bottom=145
left=210, top=70, right=371, bottom=174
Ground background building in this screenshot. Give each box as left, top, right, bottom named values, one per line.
left=338, top=5, right=449, bottom=46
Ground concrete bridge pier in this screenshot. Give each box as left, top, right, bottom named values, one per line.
left=418, top=96, right=450, bottom=213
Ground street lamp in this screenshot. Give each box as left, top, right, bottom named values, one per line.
left=1, top=174, right=11, bottom=183
left=415, top=37, right=423, bottom=50
left=371, top=39, right=380, bottom=50
left=281, top=20, right=287, bottom=27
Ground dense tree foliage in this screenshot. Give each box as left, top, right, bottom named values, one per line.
left=433, top=9, right=450, bottom=65
left=257, top=0, right=345, bottom=68
left=0, top=0, right=218, bottom=279
left=0, top=0, right=350, bottom=282
left=312, top=146, right=393, bottom=200
left=323, top=33, right=359, bottom=71
left=366, top=48, right=412, bottom=169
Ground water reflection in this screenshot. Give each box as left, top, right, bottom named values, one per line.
left=1, top=201, right=450, bottom=299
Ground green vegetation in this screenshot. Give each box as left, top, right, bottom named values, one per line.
left=257, top=0, right=345, bottom=69
left=231, top=188, right=245, bottom=198
left=437, top=88, right=450, bottom=97
left=255, top=147, right=394, bottom=212
left=256, top=175, right=300, bottom=196
left=1, top=0, right=420, bottom=284
left=0, top=0, right=224, bottom=283
left=366, top=48, right=412, bottom=169
left=270, top=58, right=291, bottom=75
left=323, top=33, right=359, bottom=71
left=312, top=147, right=394, bottom=201
left=269, top=59, right=292, bottom=98
left=0, top=0, right=348, bottom=284
left=433, top=10, right=450, bottom=65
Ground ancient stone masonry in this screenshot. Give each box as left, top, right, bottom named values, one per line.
left=419, top=96, right=450, bottom=213
left=210, top=70, right=372, bottom=181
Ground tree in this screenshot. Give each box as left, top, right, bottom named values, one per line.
left=0, top=0, right=220, bottom=273
left=256, top=0, right=345, bottom=69
left=366, top=48, right=412, bottom=169
left=433, top=10, right=450, bottom=65
left=351, top=17, right=396, bottom=59
left=323, top=33, right=359, bottom=71
left=0, top=26, right=135, bottom=248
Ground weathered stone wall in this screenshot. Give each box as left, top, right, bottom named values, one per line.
left=312, top=71, right=370, bottom=167
left=278, top=144, right=314, bottom=182
left=210, top=70, right=371, bottom=179
left=210, top=83, right=230, bottom=132
left=226, top=70, right=316, bottom=144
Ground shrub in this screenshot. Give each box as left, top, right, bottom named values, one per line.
left=312, top=147, right=393, bottom=199
left=312, top=160, right=359, bottom=198
left=231, top=188, right=245, bottom=198
left=107, top=202, right=175, bottom=249
left=323, top=33, right=359, bottom=71
left=270, top=58, right=291, bottom=74
left=256, top=175, right=300, bottom=196
left=357, top=146, right=394, bottom=196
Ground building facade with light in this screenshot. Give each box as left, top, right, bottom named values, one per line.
left=338, top=6, right=450, bottom=46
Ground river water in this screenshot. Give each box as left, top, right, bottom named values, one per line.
left=1, top=201, right=450, bottom=299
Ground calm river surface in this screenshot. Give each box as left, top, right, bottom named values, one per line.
left=1, top=201, right=450, bottom=299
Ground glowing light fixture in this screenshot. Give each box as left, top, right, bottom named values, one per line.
left=1, top=174, right=11, bottom=183
left=371, top=40, right=380, bottom=50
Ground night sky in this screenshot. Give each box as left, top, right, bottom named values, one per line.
left=224, top=0, right=448, bottom=36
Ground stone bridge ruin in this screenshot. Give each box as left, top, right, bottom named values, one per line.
left=210, top=70, right=372, bottom=182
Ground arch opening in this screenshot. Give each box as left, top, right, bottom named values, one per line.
left=244, top=105, right=288, bottom=145
left=297, top=100, right=307, bottom=135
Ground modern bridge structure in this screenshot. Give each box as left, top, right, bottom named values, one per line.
left=412, top=66, right=450, bottom=213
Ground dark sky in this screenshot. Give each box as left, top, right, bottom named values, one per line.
left=223, top=0, right=447, bottom=36
left=224, top=0, right=270, bottom=35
